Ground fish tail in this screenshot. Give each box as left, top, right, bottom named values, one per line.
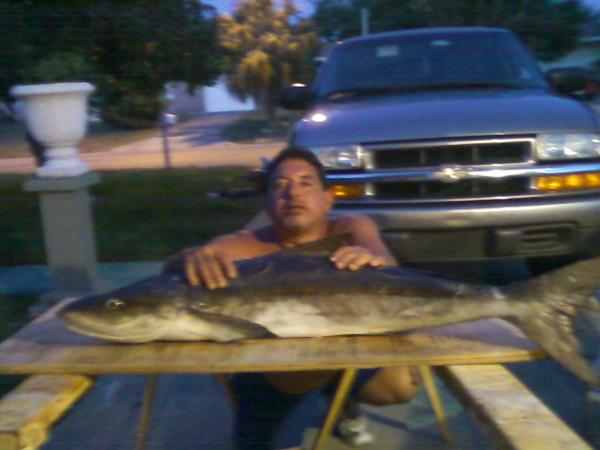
left=504, top=256, right=600, bottom=386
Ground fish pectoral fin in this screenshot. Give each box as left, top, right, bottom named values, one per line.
left=185, top=307, right=278, bottom=342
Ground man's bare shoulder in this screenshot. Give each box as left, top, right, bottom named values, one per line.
left=329, top=214, right=397, bottom=265
left=212, top=229, right=256, bottom=246
left=211, top=230, right=261, bottom=254
left=329, top=214, right=377, bottom=234
left=212, top=227, right=279, bottom=260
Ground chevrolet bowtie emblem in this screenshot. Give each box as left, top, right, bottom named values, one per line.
left=435, top=165, right=469, bottom=183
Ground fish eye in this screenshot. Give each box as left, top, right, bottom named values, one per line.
left=106, top=298, right=125, bottom=310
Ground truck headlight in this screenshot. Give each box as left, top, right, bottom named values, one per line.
left=535, top=134, right=600, bottom=160
left=309, top=145, right=364, bottom=169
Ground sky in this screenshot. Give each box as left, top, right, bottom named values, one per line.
left=205, top=0, right=600, bottom=16
left=204, top=0, right=315, bottom=16
left=584, top=0, right=600, bottom=12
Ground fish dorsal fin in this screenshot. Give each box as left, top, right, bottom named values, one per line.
left=234, top=234, right=351, bottom=278
left=280, top=233, right=352, bottom=257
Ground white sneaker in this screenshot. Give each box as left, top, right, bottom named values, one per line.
left=587, top=388, right=600, bottom=403
left=336, top=413, right=375, bottom=447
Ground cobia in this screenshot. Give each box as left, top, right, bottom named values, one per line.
left=58, top=236, right=600, bottom=385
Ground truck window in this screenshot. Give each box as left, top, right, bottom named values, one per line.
left=316, top=31, right=547, bottom=98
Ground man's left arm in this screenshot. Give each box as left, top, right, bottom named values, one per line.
left=330, top=214, right=398, bottom=270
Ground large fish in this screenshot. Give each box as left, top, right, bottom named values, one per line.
left=58, top=236, right=600, bottom=385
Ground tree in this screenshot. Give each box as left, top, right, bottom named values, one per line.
left=0, top=0, right=222, bottom=128
left=313, top=0, right=593, bottom=62
left=219, top=0, right=320, bottom=121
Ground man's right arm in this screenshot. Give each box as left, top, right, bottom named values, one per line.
left=163, top=231, right=252, bottom=289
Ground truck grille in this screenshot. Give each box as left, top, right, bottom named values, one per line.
left=366, top=137, right=534, bottom=201
left=376, top=177, right=530, bottom=199
left=372, top=140, right=530, bottom=168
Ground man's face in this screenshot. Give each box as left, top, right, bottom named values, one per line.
left=267, top=158, right=334, bottom=233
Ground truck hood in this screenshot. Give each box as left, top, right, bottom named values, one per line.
left=292, top=89, right=599, bottom=147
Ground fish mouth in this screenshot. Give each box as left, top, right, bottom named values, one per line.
left=60, top=312, right=165, bottom=343
left=63, top=323, right=160, bottom=343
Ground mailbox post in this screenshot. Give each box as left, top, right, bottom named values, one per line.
left=160, top=112, right=177, bottom=169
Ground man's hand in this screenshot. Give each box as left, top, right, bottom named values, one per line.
left=330, top=245, right=386, bottom=271
left=183, top=245, right=238, bottom=289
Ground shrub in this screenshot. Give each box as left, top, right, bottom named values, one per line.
left=26, top=53, right=96, bottom=84
left=102, top=92, right=164, bottom=129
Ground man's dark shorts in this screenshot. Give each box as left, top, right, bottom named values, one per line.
left=230, top=369, right=378, bottom=450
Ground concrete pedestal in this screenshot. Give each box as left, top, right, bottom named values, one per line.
left=24, top=173, right=101, bottom=305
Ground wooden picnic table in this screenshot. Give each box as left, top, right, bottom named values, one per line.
left=0, top=298, right=557, bottom=450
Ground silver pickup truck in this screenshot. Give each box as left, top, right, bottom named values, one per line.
left=280, top=27, right=600, bottom=268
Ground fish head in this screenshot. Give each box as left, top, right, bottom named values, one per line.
left=58, top=275, right=186, bottom=343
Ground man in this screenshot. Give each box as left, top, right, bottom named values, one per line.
left=178, top=147, right=420, bottom=450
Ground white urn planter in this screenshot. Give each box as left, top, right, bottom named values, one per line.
left=10, top=82, right=95, bottom=177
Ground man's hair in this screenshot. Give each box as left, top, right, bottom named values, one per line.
left=265, top=146, right=329, bottom=189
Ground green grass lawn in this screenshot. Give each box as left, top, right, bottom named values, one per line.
left=0, top=167, right=264, bottom=266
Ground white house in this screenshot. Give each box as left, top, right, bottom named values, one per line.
left=203, top=76, right=255, bottom=113
left=165, top=77, right=255, bottom=117
left=540, top=23, right=600, bottom=71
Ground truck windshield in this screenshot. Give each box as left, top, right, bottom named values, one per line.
left=316, top=31, right=548, bottom=98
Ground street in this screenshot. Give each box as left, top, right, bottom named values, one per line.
left=0, top=113, right=285, bottom=174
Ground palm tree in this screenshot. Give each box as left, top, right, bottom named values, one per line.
left=219, top=0, right=319, bottom=121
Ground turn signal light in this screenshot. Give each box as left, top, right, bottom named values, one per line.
left=332, top=184, right=365, bottom=199
left=535, top=173, right=600, bottom=192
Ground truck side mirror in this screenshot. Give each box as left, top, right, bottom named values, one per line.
left=279, top=85, right=314, bottom=110
left=546, top=68, right=588, bottom=96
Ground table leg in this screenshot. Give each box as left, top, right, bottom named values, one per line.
left=310, top=368, right=358, bottom=450
left=136, top=374, right=158, bottom=450
left=419, top=366, right=452, bottom=443
left=215, top=373, right=236, bottom=406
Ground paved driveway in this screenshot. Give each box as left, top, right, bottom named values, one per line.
left=0, top=113, right=285, bottom=174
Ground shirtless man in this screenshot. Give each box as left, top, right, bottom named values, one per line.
left=179, top=147, right=420, bottom=450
